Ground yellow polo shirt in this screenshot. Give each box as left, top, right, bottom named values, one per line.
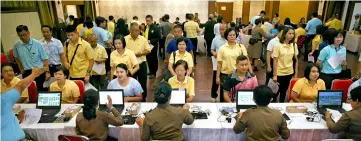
left=184, top=21, right=200, bottom=38
left=292, top=78, right=326, bottom=102
left=1, top=77, right=28, bottom=102
left=168, top=76, right=195, bottom=97
left=169, top=50, right=194, bottom=68
left=295, top=27, right=306, bottom=42
left=110, top=48, right=138, bottom=75
left=64, top=38, right=94, bottom=78
left=312, top=35, right=322, bottom=51
left=325, top=19, right=343, bottom=30
left=84, top=28, right=93, bottom=39
left=261, top=25, right=267, bottom=33
left=272, top=43, right=299, bottom=76
left=107, top=21, right=115, bottom=36
left=91, top=44, right=108, bottom=75
left=124, top=35, right=151, bottom=62
left=217, top=43, right=248, bottom=74
left=50, top=80, right=80, bottom=104
left=144, top=26, right=150, bottom=39
left=76, top=24, right=84, bottom=33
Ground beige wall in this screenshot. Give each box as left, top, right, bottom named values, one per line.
left=278, top=1, right=310, bottom=24
left=55, top=0, right=65, bottom=23
left=249, top=1, right=265, bottom=21
left=233, top=0, right=243, bottom=22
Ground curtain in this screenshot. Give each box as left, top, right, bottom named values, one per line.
left=84, top=1, right=95, bottom=20
left=323, top=1, right=344, bottom=22
left=37, top=1, right=53, bottom=26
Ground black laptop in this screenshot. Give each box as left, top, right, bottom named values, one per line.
left=170, top=89, right=187, bottom=107
left=99, top=89, right=124, bottom=113
left=37, top=91, right=62, bottom=123
left=317, top=90, right=346, bottom=115
left=236, top=90, right=256, bottom=112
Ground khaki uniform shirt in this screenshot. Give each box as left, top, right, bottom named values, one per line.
left=140, top=103, right=194, bottom=141
left=233, top=106, right=290, bottom=141
left=327, top=106, right=361, bottom=140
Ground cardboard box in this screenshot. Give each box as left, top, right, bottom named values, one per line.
left=64, top=105, right=81, bottom=118
left=128, top=103, right=141, bottom=115
left=286, top=106, right=308, bottom=113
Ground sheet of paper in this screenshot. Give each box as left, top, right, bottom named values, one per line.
left=308, top=55, right=315, bottom=63
left=327, top=108, right=342, bottom=123
left=137, top=57, right=142, bottom=64
left=92, top=63, right=105, bottom=74
left=327, top=54, right=344, bottom=69
left=21, top=108, right=42, bottom=125
left=267, top=79, right=279, bottom=94
left=211, top=56, right=217, bottom=71
left=149, top=44, right=154, bottom=50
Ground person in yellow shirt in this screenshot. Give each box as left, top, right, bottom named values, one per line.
left=84, top=20, right=94, bottom=40
left=168, top=37, right=194, bottom=77
left=110, top=35, right=139, bottom=80
left=50, top=66, right=80, bottom=104
left=168, top=60, right=195, bottom=102
left=1, top=63, right=28, bottom=103
left=63, top=25, right=94, bottom=82
left=292, top=64, right=326, bottom=102
left=309, top=25, right=325, bottom=60
left=295, top=22, right=306, bottom=42
left=87, top=34, right=108, bottom=90
left=272, top=26, right=299, bottom=103
left=325, top=15, right=343, bottom=30
left=107, top=16, right=115, bottom=38
left=76, top=17, right=85, bottom=33
left=184, top=14, right=201, bottom=64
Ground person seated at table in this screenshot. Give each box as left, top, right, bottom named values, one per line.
left=223, top=55, right=258, bottom=103
left=49, top=66, right=80, bottom=104
left=168, top=37, right=194, bottom=76
left=135, top=82, right=194, bottom=141
left=107, top=63, right=143, bottom=102
left=326, top=86, right=361, bottom=140
left=168, top=60, right=195, bottom=102
left=1, top=68, right=44, bottom=141
left=291, top=64, right=326, bottom=102
left=1, top=63, right=28, bottom=103
left=233, top=85, right=290, bottom=141
left=76, top=89, right=123, bottom=141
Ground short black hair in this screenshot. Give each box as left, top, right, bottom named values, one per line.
left=95, top=16, right=106, bottom=26
left=312, top=12, right=318, bottom=17
left=327, top=29, right=346, bottom=45
left=176, top=17, right=179, bottom=20
left=173, top=24, right=182, bottom=31
left=133, top=16, right=138, bottom=20
left=255, top=18, right=261, bottom=25
left=16, top=25, right=29, bottom=32
left=176, top=36, right=188, bottom=45
left=41, top=25, right=52, bottom=32
left=69, top=15, right=75, bottom=20
left=236, top=55, right=248, bottom=64
left=84, top=20, right=94, bottom=28
left=275, top=13, right=279, bottom=17
left=260, top=10, right=266, bottom=15
left=224, top=28, right=238, bottom=40
left=316, top=25, right=326, bottom=35
left=323, top=28, right=336, bottom=43
left=109, top=15, right=114, bottom=21
left=130, top=22, right=139, bottom=28
left=113, top=34, right=126, bottom=48
left=173, top=60, right=188, bottom=71
left=217, top=15, right=223, bottom=23
left=253, top=85, right=273, bottom=106
left=154, top=82, right=172, bottom=104
left=277, top=24, right=285, bottom=32
left=79, top=17, right=85, bottom=24
left=65, top=25, right=77, bottom=33
left=350, top=86, right=361, bottom=102
left=304, top=63, right=321, bottom=80
left=146, top=15, right=153, bottom=20
left=116, top=63, right=128, bottom=72
left=1, top=63, right=13, bottom=73
left=54, top=66, right=69, bottom=77
left=230, top=22, right=236, bottom=28
left=164, top=14, right=170, bottom=20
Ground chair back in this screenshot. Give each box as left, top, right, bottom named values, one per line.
left=28, top=81, right=38, bottom=103
left=297, top=35, right=306, bottom=48
left=73, top=80, right=85, bottom=103
left=9, top=49, right=15, bottom=62
left=331, top=79, right=353, bottom=102
left=1, top=53, right=9, bottom=63
left=58, top=135, right=89, bottom=141
left=288, top=79, right=299, bottom=102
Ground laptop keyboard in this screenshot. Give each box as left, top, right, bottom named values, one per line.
left=39, top=116, right=58, bottom=123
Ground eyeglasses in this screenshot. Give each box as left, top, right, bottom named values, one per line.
left=175, top=70, right=186, bottom=73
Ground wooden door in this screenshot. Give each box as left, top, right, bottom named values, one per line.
left=216, top=2, right=233, bottom=22
left=242, top=1, right=250, bottom=24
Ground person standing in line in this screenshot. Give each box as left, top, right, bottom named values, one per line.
left=93, top=16, right=113, bottom=73
left=272, top=13, right=280, bottom=26
left=266, top=25, right=284, bottom=85
left=249, top=18, right=266, bottom=72
left=159, top=14, right=172, bottom=60
left=87, top=34, right=108, bottom=90
left=108, top=15, right=116, bottom=37
left=184, top=14, right=201, bottom=65
left=145, top=15, right=161, bottom=79
left=204, top=15, right=216, bottom=58
left=251, top=11, right=266, bottom=28
left=174, top=17, right=180, bottom=25
left=304, top=12, right=322, bottom=61
left=214, top=15, right=223, bottom=37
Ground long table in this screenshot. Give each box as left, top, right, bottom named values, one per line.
left=18, top=103, right=352, bottom=141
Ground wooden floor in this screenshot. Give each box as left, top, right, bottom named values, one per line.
left=145, top=52, right=360, bottom=102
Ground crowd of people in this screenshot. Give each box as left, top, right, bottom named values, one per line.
left=2, top=10, right=361, bottom=141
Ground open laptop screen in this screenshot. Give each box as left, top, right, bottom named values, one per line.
left=37, top=92, right=61, bottom=107
left=99, top=90, right=124, bottom=105
left=318, top=91, right=343, bottom=106
left=237, top=91, right=256, bottom=106
left=170, top=89, right=186, bottom=104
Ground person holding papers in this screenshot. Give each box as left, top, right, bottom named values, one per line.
left=49, top=66, right=80, bottom=104
left=316, top=30, right=347, bottom=89
left=135, top=82, right=194, bottom=141
left=292, top=64, right=326, bottom=102
left=233, top=85, right=290, bottom=140
left=168, top=37, right=194, bottom=77
left=109, top=35, right=139, bottom=80
left=223, top=55, right=258, bottom=103
left=76, top=89, right=123, bottom=141
left=168, top=60, right=195, bottom=102
left=325, top=86, right=361, bottom=140
left=107, top=63, right=143, bottom=102
left=87, top=34, right=108, bottom=90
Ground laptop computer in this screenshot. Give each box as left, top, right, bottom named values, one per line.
left=170, top=89, right=186, bottom=107
left=37, top=91, right=62, bottom=123
left=317, top=90, right=346, bottom=115
left=236, top=90, right=256, bottom=112
left=99, top=89, right=124, bottom=113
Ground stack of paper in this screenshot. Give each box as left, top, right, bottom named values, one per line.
left=21, top=108, right=42, bottom=125
left=327, top=108, right=343, bottom=122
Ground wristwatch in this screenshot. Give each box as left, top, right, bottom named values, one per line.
left=87, top=70, right=92, bottom=73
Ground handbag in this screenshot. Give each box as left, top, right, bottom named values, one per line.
left=249, top=31, right=261, bottom=45
left=340, top=67, right=352, bottom=79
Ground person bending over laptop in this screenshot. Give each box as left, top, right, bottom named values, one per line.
left=233, top=85, right=290, bottom=141
left=76, top=89, right=123, bottom=141
left=291, top=64, right=326, bottom=102
left=168, top=60, right=195, bottom=102
left=223, top=55, right=258, bottom=103
left=49, top=66, right=80, bottom=104
left=107, top=63, right=143, bottom=102
left=135, top=82, right=194, bottom=141
left=325, top=86, right=361, bottom=140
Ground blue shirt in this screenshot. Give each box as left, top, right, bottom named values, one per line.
left=318, top=45, right=346, bottom=74
left=13, top=38, right=48, bottom=70
left=348, top=78, right=361, bottom=99
left=306, top=18, right=323, bottom=35
left=40, top=38, right=63, bottom=65
left=166, top=37, right=194, bottom=53
left=271, top=29, right=278, bottom=36
left=107, top=78, right=143, bottom=97
left=319, top=41, right=329, bottom=51
left=92, top=26, right=109, bottom=48
left=211, top=35, right=227, bottom=53
left=1, top=89, right=25, bottom=141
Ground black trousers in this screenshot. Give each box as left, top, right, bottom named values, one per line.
left=146, top=44, right=158, bottom=75
left=23, top=70, right=47, bottom=91
left=159, top=37, right=166, bottom=59
left=205, top=39, right=213, bottom=57
left=312, top=50, right=320, bottom=62
left=90, top=75, right=107, bottom=90
left=273, top=74, right=293, bottom=103
left=304, top=34, right=316, bottom=61
left=133, top=62, right=148, bottom=102
left=211, top=71, right=220, bottom=99
left=189, top=38, right=198, bottom=64
left=105, top=48, right=112, bottom=73
left=320, top=72, right=341, bottom=89
left=49, top=64, right=61, bottom=77
left=218, top=73, right=229, bottom=102
left=265, top=58, right=274, bottom=85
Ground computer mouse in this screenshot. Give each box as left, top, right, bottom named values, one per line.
left=198, top=112, right=203, bottom=116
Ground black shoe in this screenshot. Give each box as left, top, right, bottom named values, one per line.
left=253, top=68, right=259, bottom=72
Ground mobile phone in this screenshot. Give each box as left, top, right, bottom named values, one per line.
left=283, top=113, right=290, bottom=120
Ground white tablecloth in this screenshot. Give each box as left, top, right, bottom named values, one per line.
left=19, top=103, right=352, bottom=141
left=344, top=33, right=361, bottom=53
